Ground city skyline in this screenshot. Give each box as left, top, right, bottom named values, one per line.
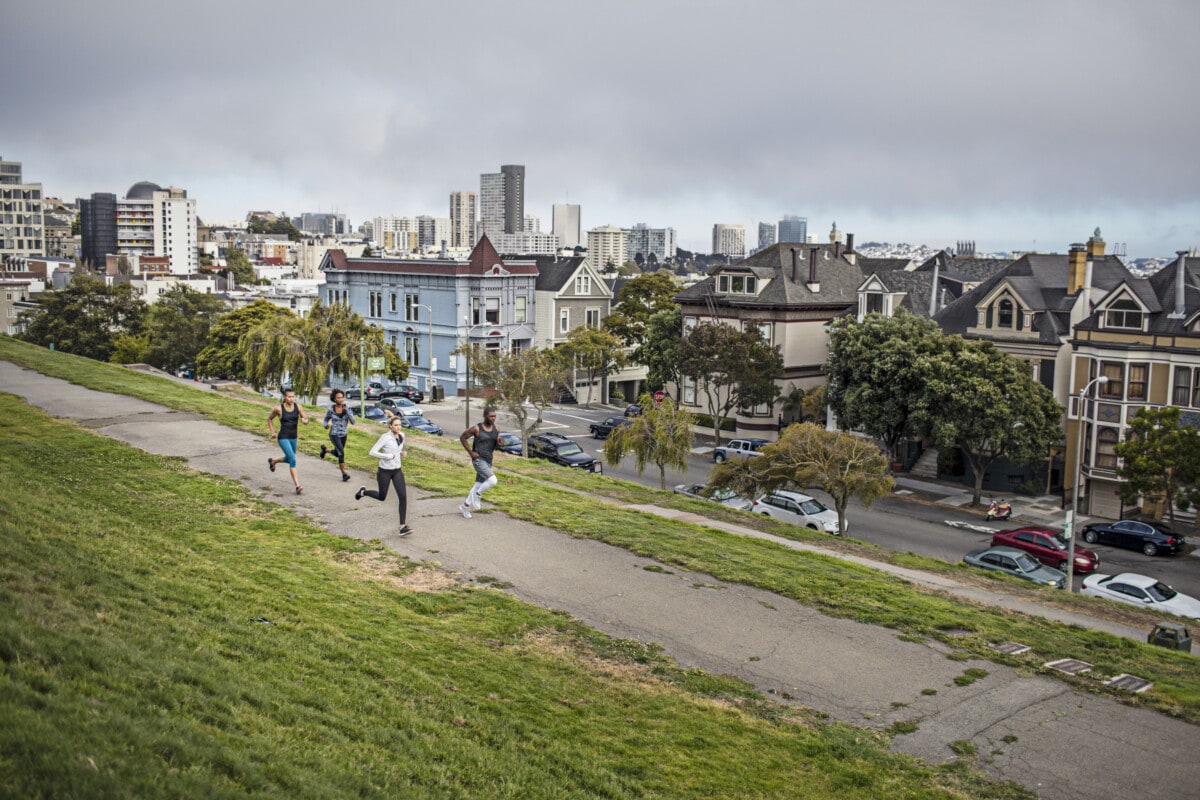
left=3, top=1, right=1199, bottom=260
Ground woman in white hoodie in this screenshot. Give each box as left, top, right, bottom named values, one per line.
left=355, top=416, right=411, bottom=536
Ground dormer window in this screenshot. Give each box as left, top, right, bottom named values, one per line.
left=717, top=274, right=757, bottom=294
left=998, top=299, right=1014, bottom=327
left=1106, top=299, right=1143, bottom=330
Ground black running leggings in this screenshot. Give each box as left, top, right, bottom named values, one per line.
left=364, top=467, right=406, bottom=524
left=328, top=434, right=347, bottom=464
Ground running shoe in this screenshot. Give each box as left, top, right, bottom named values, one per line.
left=355, top=486, right=366, bottom=501
left=320, top=445, right=327, bottom=459
left=342, top=473, right=351, bottom=482
left=460, top=502, right=472, bottom=519
left=398, top=526, right=413, bottom=537
left=295, top=486, right=303, bottom=495
left=268, top=458, right=276, bottom=472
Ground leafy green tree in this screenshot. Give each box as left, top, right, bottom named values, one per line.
left=603, top=272, right=680, bottom=349
left=1114, top=405, right=1200, bottom=525
left=224, top=247, right=256, bottom=286
left=139, top=286, right=228, bottom=375
left=469, top=347, right=568, bottom=450
left=109, top=333, right=150, bottom=364
left=559, top=326, right=626, bottom=407
left=195, top=300, right=293, bottom=381
left=825, top=310, right=946, bottom=454
left=710, top=422, right=894, bottom=535
left=602, top=393, right=694, bottom=489
left=19, top=275, right=147, bottom=362
left=676, top=322, right=783, bottom=446
left=638, top=306, right=683, bottom=391
left=916, top=338, right=1063, bottom=505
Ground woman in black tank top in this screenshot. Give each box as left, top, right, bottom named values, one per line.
left=267, top=388, right=310, bottom=494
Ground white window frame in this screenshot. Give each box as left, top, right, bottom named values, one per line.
left=585, top=307, right=600, bottom=328
left=515, top=296, right=527, bottom=324
left=575, top=275, right=591, bottom=294
left=559, top=308, right=569, bottom=333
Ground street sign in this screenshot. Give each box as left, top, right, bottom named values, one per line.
left=367, top=356, right=385, bottom=371
left=653, top=390, right=666, bottom=403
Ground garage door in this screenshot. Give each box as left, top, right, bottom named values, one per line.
left=1087, top=478, right=1123, bottom=520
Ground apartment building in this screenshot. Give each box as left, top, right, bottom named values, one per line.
left=587, top=225, right=627, bottom=271
left=449, top=191, right=476, bottom=248
left=711, top=224, right=745, bottom=258
left=0, top=157, right=45, bottom=264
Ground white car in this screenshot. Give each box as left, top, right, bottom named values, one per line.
left=1081, top=572, right=1200, bottom=619
left=378, top=397, right=423, bottom=418
left=672, top=483, right=752, bottom=510
left=751, top=489, right=845, bottom=534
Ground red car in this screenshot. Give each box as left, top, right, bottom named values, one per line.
left=990, top=526, right=1100, bottom=574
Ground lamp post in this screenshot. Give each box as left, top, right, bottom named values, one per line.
left=415, top=303, right=435, bottom=395
left=1067, top=375, right=1108, bottom=588
left=358, top=336, right=367, bottom=419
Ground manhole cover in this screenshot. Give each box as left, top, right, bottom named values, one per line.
left=1044, top=658, right=1093, bottom=675
left=1107, top=674, right=1153, bottom=693
left=988, top=642, right=1031, bottom=655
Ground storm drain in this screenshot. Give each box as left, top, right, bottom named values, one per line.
left=987, top=642, right=1031, bottom=655
left=1106, top=674, right=1153, bottom=693
left=1044, top=658, right=1093, bottom=675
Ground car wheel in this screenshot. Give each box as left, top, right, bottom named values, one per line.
left=1083, top=530, right=1099, bottom=544
left=1056, top=560, right=1068, bottom=572
left=806, top=524, right=818, bottom=531
left=1143, top=542, right=1158, bottom=557
left=714, top=453, right=726, bottom=463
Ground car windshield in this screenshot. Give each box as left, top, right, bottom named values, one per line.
left=1146, top=582, right=1178, bottom=602
left=410, top=417, right=429, bottom=425
left=555, top=442, right=584, bottom=456
left=394, top=398, right=414, bottom=407
left=500, top=433, right=519, bottom=444
left=712, top=489, right=738, bottom=502
left=798, top=499, right=828, bottom=515
left=1048, top=534, right=1069, bottom=551
left=1014, top=553, right=1041, bottom=572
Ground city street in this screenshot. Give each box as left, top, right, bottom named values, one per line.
left=415, top=397, right=1200, bottom=603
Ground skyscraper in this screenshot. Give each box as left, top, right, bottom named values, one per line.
left=0, top=157, right=44, bottom=262
left=778, top=215, right=807, bottom=244
left=757, top=222, right=776, bottom=250
left=552, top=204, right=581, bottom=248
left=587, top=226, right=628, bottom=271
left=625, top=223, right=676, bottom=262
left=79, top=192, right=118, bottom=269
left=449, top=191, right=476, bottom=247
left=712, top=224, right=745, bottom=258
left=479, top=164, right=525, bottom=236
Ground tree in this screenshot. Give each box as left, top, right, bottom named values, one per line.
left=19, top=275, right=147, bottom=362
left=916, top=338, right=1063, bottom=505
left=676, top=322, right=783, bottom=446
left=559, top=326, right=626, bottom=407
left=709, top=422, right=894, bottom=535
left=638, top=306, right=683, bottom=391
left=602, top=271, right=680, bottom=349
left=469, top=347, right=568, bottom=451
left=1114, top=405, right=1200, bottom=525
left=602, top=393, right=694, bottom=489
left=141, top=286, right=228, bottom=375
left=825, top=310, right=946, bottom=454
left=224, top=247, right=256, bottom=286
left=196, top=300, right=293, bottom=381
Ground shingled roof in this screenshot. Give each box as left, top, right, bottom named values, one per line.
left=1075, top=254, right=1200, bottom=336
left=675, top=242, right=864, bottom=309
left=318, top=234, right=538, bottom=277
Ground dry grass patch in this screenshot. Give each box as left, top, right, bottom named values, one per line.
left=335, top=549, right=460, bottom=594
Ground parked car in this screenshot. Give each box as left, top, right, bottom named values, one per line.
left=378, top=397, right=423, bottom=418
left=345, top=383, right=382, bottom=401
left=1080, top=519, right=1186, bottom=557
left=497, top=431, right=523, bottom=456
left=624, top=404, right=643, bottom=417
left=712, top=438, right=770, bottom=463
left=990, top=526, right=1100, bottom=574
left=1081, top=572, right=1200, bottom=618
left=589, top=416, right=633, bottom=439
left=400, top=415, right=443, bottom=435
left=751, top=489, right=844, bottom=534
left=527, top=432, right=601, bottom=471
left=382, top=383, right=424, bottom=403
left=672, top=483, right=752, bottom=510
left=361, top=405, right=389, bottom=424
left=962, top=546, right=1067, bottom=589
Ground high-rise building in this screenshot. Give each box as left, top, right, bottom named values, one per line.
left=115, top=182, right=196, bottom=274
left=79, top=192, right=118, bottom=269
left=712, top=224, right=745, bottom=258
left=778, top=215, right=807, bottom=244
left=479, top=164, right=525, bottom=236
left=449, top=191, right=476, bottom=248
left=587, top=225, right=628, bottom=271
left=373, top=216, right=419, bottom=252
left=416, top=216, right=451, bottom=249
left=758, top=222, right=776, bottom=250
left=552, top=204, right=581, bottom=248
left=624, top=223, right=677, bottom=262
left=299, top=212, right=349, bottom=236
left=0, top=157, right=45, bottom=263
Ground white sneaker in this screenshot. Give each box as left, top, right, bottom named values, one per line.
left=472, top=496, right=482, bottom=511
left=460, top=502, right=472, bottom=519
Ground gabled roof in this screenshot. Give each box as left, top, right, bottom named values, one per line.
left=532, top=255, right=588, bottom=292
left=318, top=234, right=538, bottom=277
left=1076, top=255, right=1200, bottom=335
left=914, top=251, right=1014, bottom=282
left=862, top=269, right=939, bottom=318
left=676, top=242, right=863, bottom=308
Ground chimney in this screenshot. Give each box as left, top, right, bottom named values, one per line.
left=1068, top=243, right=1087, bottom=294
left=929, top=258, right=939, bottom=317
left=1170, top=251, right=1188, bottom=319
left=834, top=238, right=842, bottom=259
left=807, top=248, right=820, bottom=292
left=1087, top=227, right=1106, bottom=258
left=845, top=232, right=856, bottom=264
left=790, top=247, right=799, bottom=282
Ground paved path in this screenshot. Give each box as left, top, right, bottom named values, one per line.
left=4, top=361, right=1199, bottom=800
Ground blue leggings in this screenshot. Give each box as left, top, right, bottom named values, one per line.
left=277, top=438, right=298, bottom=468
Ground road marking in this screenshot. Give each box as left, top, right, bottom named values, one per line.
left=944, top=520, right=998, bottom=535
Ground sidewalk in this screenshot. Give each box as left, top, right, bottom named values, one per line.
left=4, top=360, right=1199, bottom=800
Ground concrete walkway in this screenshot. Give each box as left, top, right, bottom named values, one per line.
left=4, top=361, right=1199, bottom=800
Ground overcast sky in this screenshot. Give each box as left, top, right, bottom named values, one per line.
left=4, top=0, right=1198, bottom=259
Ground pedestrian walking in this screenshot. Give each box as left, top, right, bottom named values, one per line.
left=267, top=388, right=310, bottom=494
left=458, top=406, right=499, bottom=519
left=320, top=388, right=355, bottom=482
left=355, top=416, right=411, bottom=536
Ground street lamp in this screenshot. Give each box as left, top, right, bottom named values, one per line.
left=414, top=303, right=435, bottom=395
left=1067, top=375, right=1108, bottom=588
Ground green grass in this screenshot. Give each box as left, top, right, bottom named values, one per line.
left=0, top=393, right=1036, bottom=798
left=3, top=337, right=1200, bottom=725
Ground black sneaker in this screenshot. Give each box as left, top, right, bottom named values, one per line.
left=320, top=445, right=327, bottom=459
left=398, top=526, right=413, bottom=537
left=268, top=457, right=276, bottom=472
left=354, top=486, right=366, bottom=501
left=342, top=472, right=351, bottom=482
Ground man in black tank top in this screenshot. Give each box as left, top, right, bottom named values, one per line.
left=458, top=407, right=500, bottom=519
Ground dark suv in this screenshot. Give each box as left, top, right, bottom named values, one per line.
left=589, top=416, right=632, bottom=439
left=527, top=433, right=601, bottom=472
left=381, top=383, right=424, bottom=403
